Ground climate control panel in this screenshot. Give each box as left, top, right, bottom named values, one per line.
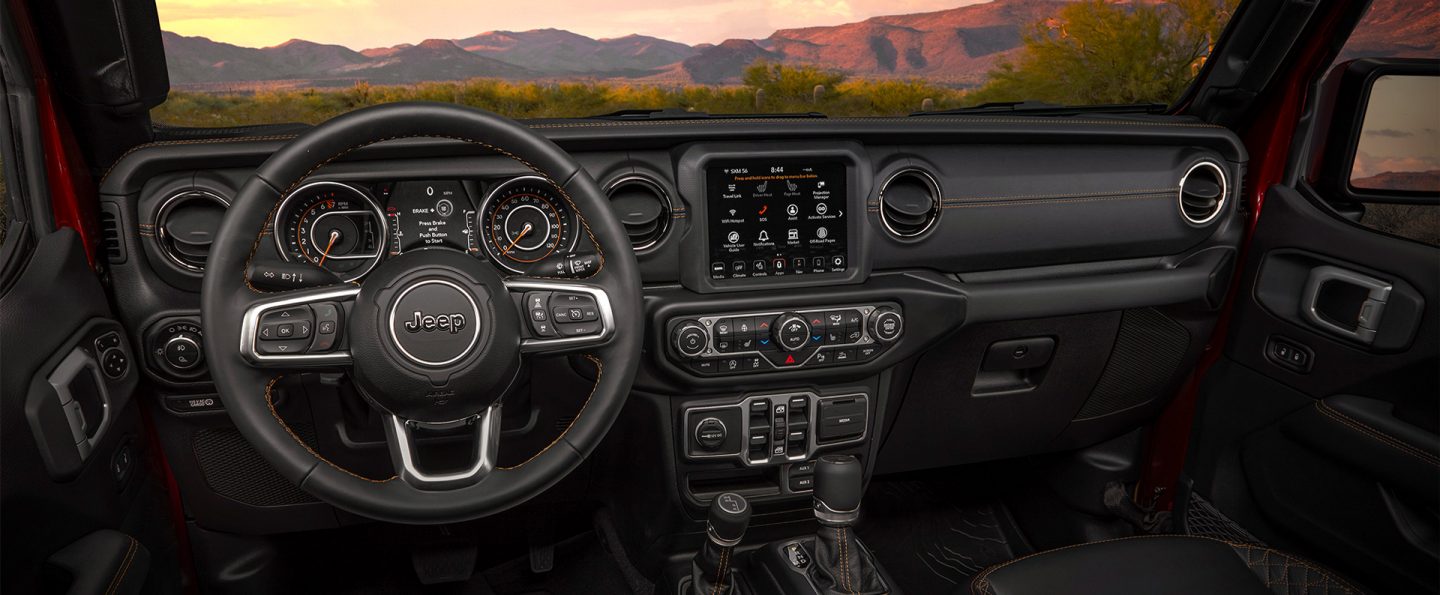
left=667, top=304, right=902, bottom=376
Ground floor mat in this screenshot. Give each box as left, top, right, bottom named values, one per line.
left=856, top=479, right=1025, bottom=594
left=480, top=532, right=634, bottom=595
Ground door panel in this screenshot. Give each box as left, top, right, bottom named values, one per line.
left=1190, top=184, right=1439, bottom=594
left=1, top=228, right=177, bottom=594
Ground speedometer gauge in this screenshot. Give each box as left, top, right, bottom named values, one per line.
left=478, top=176, right=577, bottom=273
left=274, top=181, right=386, bottom=282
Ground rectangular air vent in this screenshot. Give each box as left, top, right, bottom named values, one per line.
left=98, top=203, right=127, bottom=264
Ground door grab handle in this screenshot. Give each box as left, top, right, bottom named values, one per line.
left=1301, top=265, right=1391, bottom=344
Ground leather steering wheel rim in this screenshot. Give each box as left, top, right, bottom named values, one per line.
left=201, top=102, right=643, bottom=524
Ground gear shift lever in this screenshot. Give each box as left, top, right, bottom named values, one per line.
left=811, top=455, right=886, bottom=595
left=691, top=492, right=751, bottom=595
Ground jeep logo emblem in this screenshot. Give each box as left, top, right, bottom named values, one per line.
left=387, top=279, right=482, bottom=367
left=404, top=311, right=466, bottom=334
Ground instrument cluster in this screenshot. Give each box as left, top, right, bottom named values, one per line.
left=271, top=177, right=581, bottom=280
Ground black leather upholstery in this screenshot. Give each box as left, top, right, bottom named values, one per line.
left=967, top=536, right=1365, bottom=595
left=811, top=524, right=887, bottom=595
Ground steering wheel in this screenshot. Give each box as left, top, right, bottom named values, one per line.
left=201, top=102, right=643, bottom=524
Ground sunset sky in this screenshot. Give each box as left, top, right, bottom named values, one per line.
left=155, top=0, right=990, bottom=49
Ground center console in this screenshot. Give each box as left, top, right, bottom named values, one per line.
left=657, top=143, right=916, bottom=593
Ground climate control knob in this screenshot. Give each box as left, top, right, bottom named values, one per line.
left=673, top=321, right=709, bottom=358
left=868, top=308, right=904, bottom=343
left=772, top=313, right=811, bottom=352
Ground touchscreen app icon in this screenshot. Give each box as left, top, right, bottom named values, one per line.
left=787, top=204, right=798, bottom=216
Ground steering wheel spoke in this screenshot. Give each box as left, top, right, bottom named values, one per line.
left=505, top=278, right=616, bottom=355
left=239, top=285, right=359, bottom=368
left=383, top=404, right=502, bottom=489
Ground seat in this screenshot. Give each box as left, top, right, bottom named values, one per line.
left=967, top=535, right=1366, bottom=595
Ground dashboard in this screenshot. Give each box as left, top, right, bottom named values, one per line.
left=97, top=115, right=1245, bottom=534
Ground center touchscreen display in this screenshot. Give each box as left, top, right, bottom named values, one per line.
left=706, top=160, right=847, bottom=280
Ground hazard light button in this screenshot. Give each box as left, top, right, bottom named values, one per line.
left=762, top=347, right=811, bottom=368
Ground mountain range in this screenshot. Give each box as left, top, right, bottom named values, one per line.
left=162, top=0, right=1436, bottom=89
left=162, top=0, right=1071, bottom=88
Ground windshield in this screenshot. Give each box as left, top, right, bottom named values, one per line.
left=152, top=0, right=1244, bottom=126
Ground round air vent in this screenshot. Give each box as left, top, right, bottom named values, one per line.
left=878, top=169, right=941, bottom=238
left=1178, top=161, right=1227, bottom=225
left=156, top=190, right=229, bottom=272
left=606, top=176, right=672, bottom=251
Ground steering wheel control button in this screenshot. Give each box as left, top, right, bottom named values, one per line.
left=387, top=279, right=482, bottom=367
left=308, top=301, right=344, bottom=352
left=695, top=417, right=728, bottom=450
left=523, top=291, right=556, bottom=337
left=550, top=292, right=604, bottom=337
left=259, top=306, right=314, bottom=341
left=259, top=339, right=311, bottom=355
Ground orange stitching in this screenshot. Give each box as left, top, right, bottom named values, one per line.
left=863, top=188, right=1175, bottom=207
left=1231, top=542, right=1362, bottom=594
left=940, top=188, right=1174, bottom=203
left=865, top=192, right=1172, bottom=214
left=1316, top=401, right=1440, bottom=467
left=499, top=354, right=604, bottom=470
left=712, top=545, right=730, bottom=595
left=264, top=376, right=397, bottom=483
left=104, top=536, right=138, bottom=595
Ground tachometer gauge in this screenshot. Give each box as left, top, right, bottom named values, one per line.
left=478, top=176, right=577, bottom=273
left=273, top=181, right=386, bottom=282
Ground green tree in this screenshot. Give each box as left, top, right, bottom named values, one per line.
left=742, top=61, right=847, bottom=102
left=968, top=0, right=1239, bottom=106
